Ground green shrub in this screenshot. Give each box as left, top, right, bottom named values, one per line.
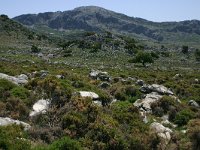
left=174, top=109, right=195, bottom=126
left=11, top=86, right=30, bottom=102
left=49, top=136, right=82, bottom=150
left=0, top=79, right=16, bottom=101
left=0, top=125, right=31, bottom=150
left=31, top=45, right=40, bottom=53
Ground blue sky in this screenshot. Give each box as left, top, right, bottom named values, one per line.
left=0, top=0, right=200, bottom=22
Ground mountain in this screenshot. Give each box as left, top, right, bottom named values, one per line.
left=12, top=6, right=200, bottom=44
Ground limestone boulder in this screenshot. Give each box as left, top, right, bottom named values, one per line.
left=29, top=99, right=50, bottom=117
left=134, top=92, right=163, bottom=112
left=79, top=91, right=99, bottom=99
left=150, top=122, right=172, bottom=144
left=140, top=84, right=173, bottom=95
left=0, top=117, right=31, bottom=130
left=0, top=73, right=28, bottom=85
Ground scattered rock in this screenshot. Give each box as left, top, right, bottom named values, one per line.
left=93, top=100, right=102, bottom=107
left=0, top=73, right=28, bottom=85
left=89, top=70, right=111, bottom=82
left=173, top=74, right=182, bottom=80
left=56, top=75, right=65, bottom=79
left=134, top=92, right=163, bottom=113
left=0, top=117, right=31, bottom=130
left=29, top=99, right=50, bottom=117
left=140, top=84, right=173, bottom=95
left=136, top=79, right=144, bottom=86
left=188, top=100, right=199, bottom=108
left=99, top=82, right=111, bottom=89
left=150, top=122, right=172, bottom=144
left=194, top=79, right=199, bottom=84
left=79, top=91, right=99, bottom=99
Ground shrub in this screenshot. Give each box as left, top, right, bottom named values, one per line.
left=174, top=109, right=195, bottom=126
left=188, top=119, right=200, bottom=150
left=195, top=49, right=200, bottom=61
left=11, top=86, right=30, bottom=102
left=0, top=125, right=31, bottom=150
left=49, top=136, right=82, bottom=150
left=31, top=45, right=41, bottom=53
left=182, top=45, right=189, bottom=54
left=0, top=79, right=16, bottom=101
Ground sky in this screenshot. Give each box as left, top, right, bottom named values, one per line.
left=0, top=0, right=200, bottom=22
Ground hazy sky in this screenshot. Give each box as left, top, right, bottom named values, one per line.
left=0, top=0, right=200, bottom=22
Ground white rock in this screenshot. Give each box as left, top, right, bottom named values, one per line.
left=29, top=99, right=50, bottom=117
left=0, top=73, right=28, bottom=85
left=188, top=100, right=199, bottom=108
left=140, top=84, right=173, bottom=95
left=79, top=91, right=99, bottom=99
left=150, top=122, right=172, bottom=143
left=0, top=117, right=31, bottom=130
left=93, top=101, right=102, bottom=107
left=151, top=84, right=174, bottom=95
left=134, top=92, right=163, bottom=112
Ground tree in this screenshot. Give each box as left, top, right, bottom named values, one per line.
left=182, top=45, right=189, bottom=54
left=195, top=49, right=200, bottom=61
left=131, top=51, right=154, bottom=67
left=31, top=45, right=40, bottom=53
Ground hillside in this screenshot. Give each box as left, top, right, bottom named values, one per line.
left=13, top=6, right=200, bottom=45
left=0, top=10, right=200, bottom=150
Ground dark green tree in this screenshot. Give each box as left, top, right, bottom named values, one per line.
left=31, top=45, right=40, bottom=53
left=131, top=51, right=154, bottom=67
left=182, top=45, right=189, bottom=54
left=195, top=49, right=200, bottom=61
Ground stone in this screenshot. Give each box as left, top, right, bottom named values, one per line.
left=0, top=117, right=31, bottom=130
left=150, top=122, right=172, bottom=143
left=194, top=79, right=199, bottom=84
left=140, top=84, right=173, bottom=95
left=0, top=73, right=28, bottom=85
left=136, top=79, right=144, bottom=86
left=37, top=53, right=44, bottom=58
left=93, top=100, right=102, bottom=107
left=29, top=99, right=50, bottom=117
left=56, top=75, right=65, bottom=79
left=173, top=74, right=182, bottom=80
left=99, top=82, right=111, bottom=89
left=79, top=91, right=99, bottom=99
left=188, top=100, right=199, bottom=108
left=134, top=92, right=163, bottom=113
left=89, top=70, right=110, bottom=82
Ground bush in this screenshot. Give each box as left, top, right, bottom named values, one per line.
left=11, top=86, right=30, bottom=102
left=0, top=125, right=31, bottom=150
left=182, top=45, right=189, bottom=54
left=174, top=109, right=195, bottom=126
left=31, top=45, right=41, bottom=53
left=0, top=79, right=16, bottom=101
left=195, top=49, right=200, bottom=61
left=49, top=136, right=82, bottom=150
left=188, top=119, right=200, bottom=150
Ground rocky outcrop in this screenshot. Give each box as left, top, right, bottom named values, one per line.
left=89, top=70, right=111, bottom=82
left=134, top=92, right=163, bottom=112
left=98, top=82, right=111, bottom=89
left=136, top=79, right=144, bottom=86
left=79, top=91, right=99, bottom=99
left=0, top=117, right=31, bottom=130
left=140, top=84, right=173, bottom=95
left=188, top=100, right=199, bottom=108
left=29, top=99, right=50, bottom=117
left=150, top=122, right=173, bottom=145
left=0, top=73, right=28, bottom=85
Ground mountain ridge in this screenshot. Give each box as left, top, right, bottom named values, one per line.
left=13, top=6, right=200, bottom=43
